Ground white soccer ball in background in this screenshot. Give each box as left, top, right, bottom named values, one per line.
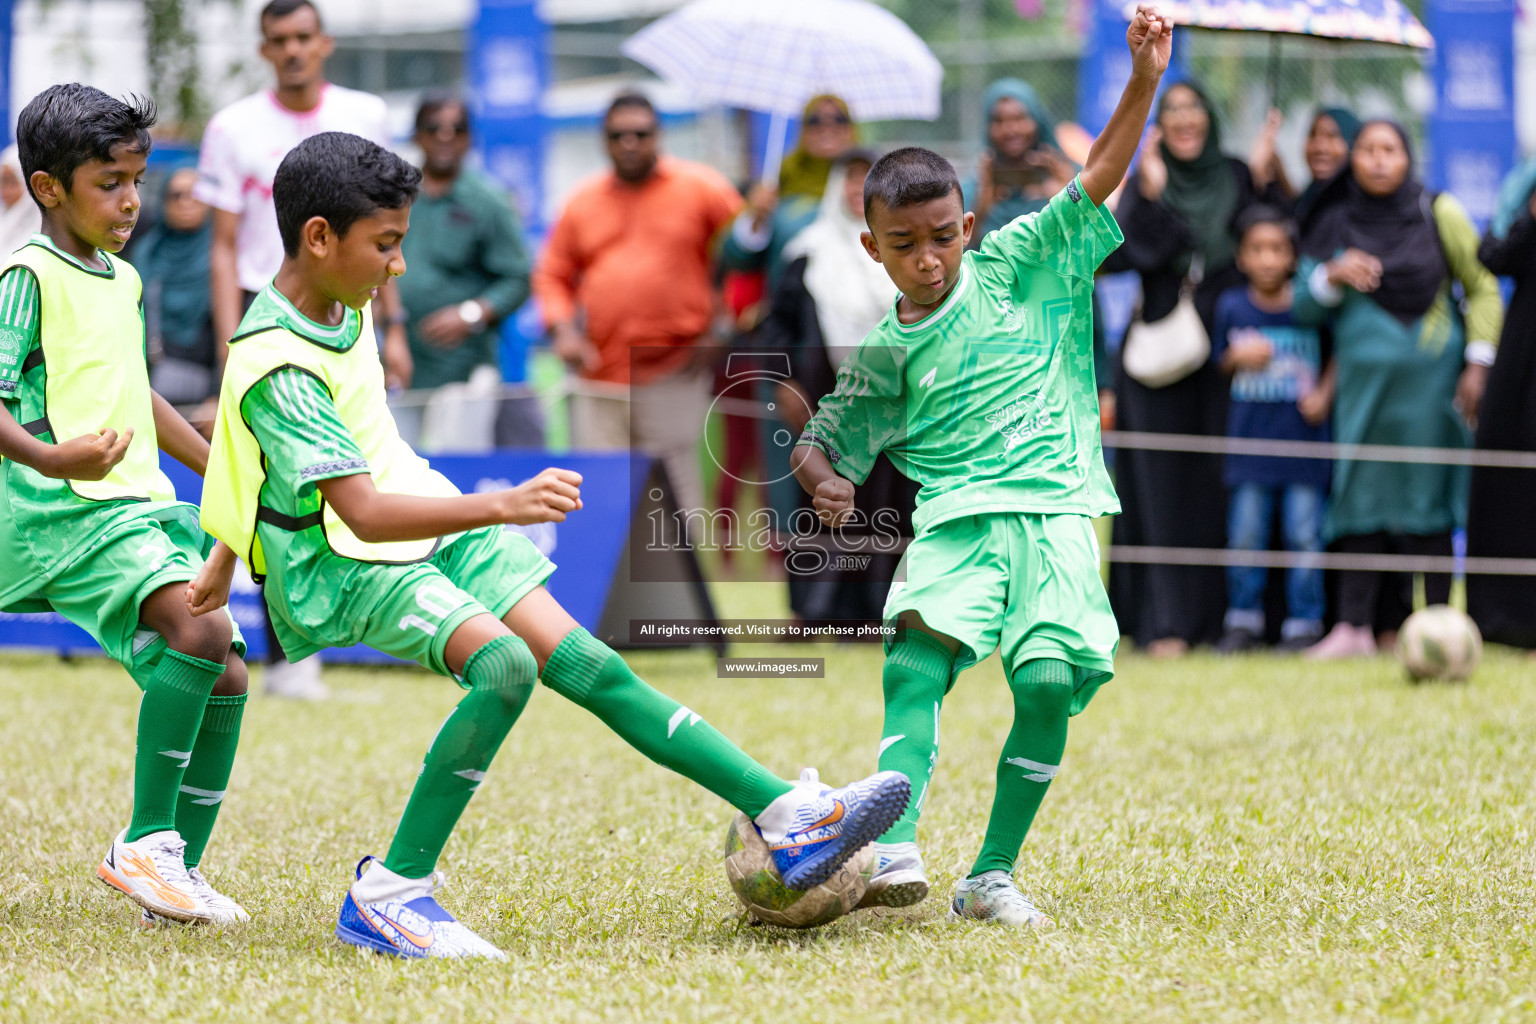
left=722, top=813, right=872, bottom=929
left=1397, top=605, right=1482, bottom=682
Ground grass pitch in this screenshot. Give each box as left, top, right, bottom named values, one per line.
left=3, top=605, right=1535, bottom=1023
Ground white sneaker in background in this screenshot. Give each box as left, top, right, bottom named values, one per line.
left=264, top=654, right=329, bottom=700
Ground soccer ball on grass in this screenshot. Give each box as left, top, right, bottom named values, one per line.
left=722, top=813, right=872, bottom=928
left=1396, top=605, right=1482, bottom=682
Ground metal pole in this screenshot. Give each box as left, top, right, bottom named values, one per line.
left=959, top=0, right=984, bottom=147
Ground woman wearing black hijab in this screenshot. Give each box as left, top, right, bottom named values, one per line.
left=1466, top=160, right=1536, bottom=648
left=1296, top=121, right=1503, bottom=657
left=1106, top=81, right=1285, bottom=655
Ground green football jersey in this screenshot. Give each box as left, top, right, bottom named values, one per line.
left=797, top=176, right=1122, bottom=533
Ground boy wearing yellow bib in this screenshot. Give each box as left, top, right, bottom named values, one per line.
left=0, top=85, right=251, bottom=926
left=196, top=132, right=911, bottom=960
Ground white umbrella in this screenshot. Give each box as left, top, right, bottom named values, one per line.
left=622, top=0, right=943, bottom=181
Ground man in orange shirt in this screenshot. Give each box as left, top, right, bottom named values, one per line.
left=533, top=92, right=742, bottom=514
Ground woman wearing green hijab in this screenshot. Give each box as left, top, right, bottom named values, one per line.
left=1295, top=107, right=1362, bottom=244
left=1106, top=80, right=1287, bottom=656
left=961, top=78, right=1077, bottom=241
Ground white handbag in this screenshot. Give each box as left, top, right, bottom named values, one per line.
left=1123, top=256, right=1211, bottom=389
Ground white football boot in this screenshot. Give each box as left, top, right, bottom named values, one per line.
left=184, top=868, right=249, bottom=923
left=140, top=867, right=250, bottom=927
left=856, top=841, right=931, bottom=909
left=96, top=829, right=212, bottom=924
left=947, top=871, right=1053, bottom=927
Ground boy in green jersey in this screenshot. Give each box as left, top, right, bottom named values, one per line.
left=0, top=85, right=251, bottom=925
left=193, top=131, right=910, bottom=960
left=791, top=6, right=1173, bottom=925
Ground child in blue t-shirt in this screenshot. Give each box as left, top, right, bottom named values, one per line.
left=1213, top=206, right=1332, bottom=653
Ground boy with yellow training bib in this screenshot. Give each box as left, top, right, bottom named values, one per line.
left=194, top=132, right=910, bottom=960
left=0, top=85, right=250, bottom=926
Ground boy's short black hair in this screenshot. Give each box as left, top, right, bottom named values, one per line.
left=605, top=91, right=656, bottom=124
left=1234, top=204, right=1298, bottom=253
left=862, top=147, right=961, bottom=224
left=260, top=0, right=321, bottom=30
left=15, top=84, right=156, bottom=210
left=273, top=132, right=420, bottom=257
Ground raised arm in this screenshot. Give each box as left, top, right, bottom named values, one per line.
left=1080, top=4, right=1172, bottom=207
left=317, top=467, right=583, bottom=544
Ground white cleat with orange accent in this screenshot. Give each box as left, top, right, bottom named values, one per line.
left=140, top=867, right=250, bottom=926
left=97, top=829, right=212, bottom=924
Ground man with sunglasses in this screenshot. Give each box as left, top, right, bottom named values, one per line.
left=392, top=93, right=534, bottom=453
left=195, top=0, right=394, bottom=700
left=533, top=92, right=743, bottom=516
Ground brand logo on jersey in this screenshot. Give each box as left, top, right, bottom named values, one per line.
left=999, top=299, right=1027, bottom=334
left=918, top=367, right=937, bottom=389
left=1067, top=179, right=1082, bottom=204
left=986, top=397, right=1051, bottom=450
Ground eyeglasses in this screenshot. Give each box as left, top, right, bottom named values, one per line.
left=804, top=113, right=851, bottom=128
left=424, top=121, right=469, bottom=137
left=165, top=189, right=195, bottom=201
left=606, top=128, right=656, bottom=142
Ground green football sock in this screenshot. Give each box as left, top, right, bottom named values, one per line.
left=384, top=635, right=536, bottom=879
left=177, top=693, right=247, bottom=869
left=541, top=628, right=792, bottom=817
left=969, top=658, right=1073, bottom=877
left=876, top=630, right=955, bottom=844
left=128, top=649, right=225, bottom=841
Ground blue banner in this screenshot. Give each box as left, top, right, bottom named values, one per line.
left=471, top=0, right=549, bottom=234
left=469, top=0, right=550, bottom=383
left=1077, top=0, right=1139, bottom=137
left=0, top=451, right=646, bottom=667
left=1427, top=0, right=1517, bottom=226
left=0, top=0, right=11, bottom=145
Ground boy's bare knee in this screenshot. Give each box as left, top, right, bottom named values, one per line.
left=165, top=612, right=234, bottom=664
left=212, top=655, right=249, bottom=696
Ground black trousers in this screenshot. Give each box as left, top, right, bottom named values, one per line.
left=1335, top=531, right=1453, bottom=632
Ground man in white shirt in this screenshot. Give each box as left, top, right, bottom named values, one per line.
left=196, top=0, right=405, bottom=699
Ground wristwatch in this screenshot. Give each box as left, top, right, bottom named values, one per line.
left=458, top=300, right=486, bottom=328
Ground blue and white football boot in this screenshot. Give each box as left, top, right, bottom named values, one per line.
left=335, top=856, right=507, bottom=960
left=753, top=769, right=910, bottom=890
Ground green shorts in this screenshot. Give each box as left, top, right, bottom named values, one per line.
left=272, top=526, right=555, bottom=680
left=883, top=512, right=1117, bottom=715
left=13, top=503, right=247, bottom=689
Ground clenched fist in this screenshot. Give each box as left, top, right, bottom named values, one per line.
left=41, top=427, right=133, bottom=481
left=498, top=467, right=584, bottom=525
